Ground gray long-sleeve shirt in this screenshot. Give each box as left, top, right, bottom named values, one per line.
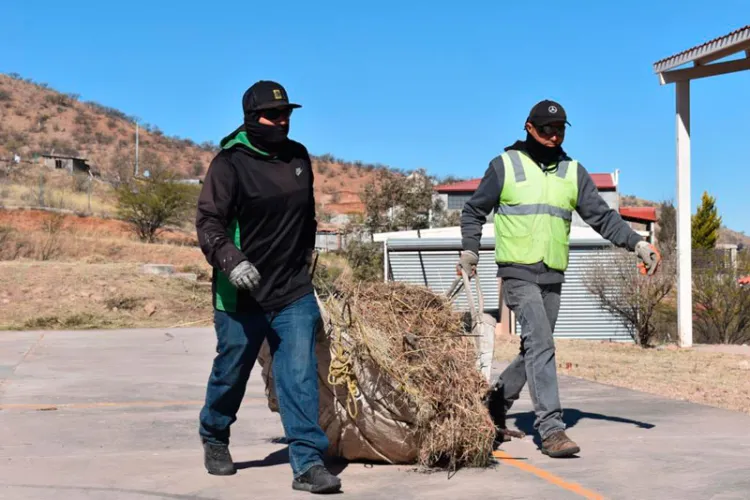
left=460, top=145, right=643, bottom=284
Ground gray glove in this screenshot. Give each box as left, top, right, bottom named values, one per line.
left=456, top=250, right=479, bottom=277
left=635, top=241, right=661, bottom=276
left=228, top=261, right=261, bottom=291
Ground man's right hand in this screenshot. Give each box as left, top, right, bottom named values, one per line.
left=228, top=261, right=261, bottom=291
left=456, top=250, right=479, bottom=277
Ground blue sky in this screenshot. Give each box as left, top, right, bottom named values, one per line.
left=2, top=1, right=749, bottom=233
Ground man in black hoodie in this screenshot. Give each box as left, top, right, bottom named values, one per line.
left=458, top=100, right=661, bottom=458
left=195, top=81, right=341, bottom=494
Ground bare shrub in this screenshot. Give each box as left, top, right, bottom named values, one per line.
left=105, top=295, right=143, bottom=311
left=693, top=249, right=750, bottom=344
left=38, top=213, right=65, bottom=261
left=0, top=226, right=33, bottom=260
left=191, top=161, right=204, bottom=177
left=584, top=249, right=676, bottom=346
left=72, top=173, right=90, bottom=193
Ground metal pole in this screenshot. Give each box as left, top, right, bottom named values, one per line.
left=383, top=240, right=389, bottom=283
left=675, top=80, right=692, bottom=348
left=135, top=121, right=139, bottom=176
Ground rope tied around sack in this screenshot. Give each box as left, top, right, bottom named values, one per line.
left=327, top=299, right=361, bottom=420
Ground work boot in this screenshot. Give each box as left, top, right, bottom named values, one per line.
left=292, top=465, right=342, bottom=494
left=541, top=430, right=580, bottom=458
left=203, top=441, right=236, bottom=475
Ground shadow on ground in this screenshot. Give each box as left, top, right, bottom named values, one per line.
left=235, top=446, right=349, bottom=476
left=509, top=408, right=656, bottom=449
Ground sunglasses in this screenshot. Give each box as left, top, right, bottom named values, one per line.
left=260, top=108, right=293, bottom=121
left=536, top=124, right=566, bottom=137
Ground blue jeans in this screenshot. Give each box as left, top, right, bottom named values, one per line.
left=199, top=292, right=329, bottom=477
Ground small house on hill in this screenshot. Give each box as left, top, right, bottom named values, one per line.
left=41, top=154, right=91, bottom=174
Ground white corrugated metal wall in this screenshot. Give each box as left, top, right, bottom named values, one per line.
left=385, top=238, right=632, bottom=342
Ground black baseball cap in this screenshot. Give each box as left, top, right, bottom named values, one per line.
left=526, top=100, right=571, bottom=126
left=242, top=80, right=301, bottom=112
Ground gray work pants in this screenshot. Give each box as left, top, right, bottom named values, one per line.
left=497, top=278, right=564, bottom=439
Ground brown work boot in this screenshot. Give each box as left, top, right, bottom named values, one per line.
left=541, top=430, right=580, bottom=458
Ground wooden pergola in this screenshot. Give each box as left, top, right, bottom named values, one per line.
left=653, top=25, right=750, bottom=347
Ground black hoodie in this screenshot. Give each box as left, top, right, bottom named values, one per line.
left=460, top=139, right=643, bottom=284
left=195, top=128, right=317, bottom=312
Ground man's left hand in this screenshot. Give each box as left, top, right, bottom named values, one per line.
left=635, top=241, right=661, bottom=276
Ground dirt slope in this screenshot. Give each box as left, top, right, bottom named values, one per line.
left=0, top=73, right=385, bottom=217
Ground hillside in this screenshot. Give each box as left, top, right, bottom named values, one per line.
left=0, top=73, right=382, bottom=219
left=1, top=72, right=746, bottom=242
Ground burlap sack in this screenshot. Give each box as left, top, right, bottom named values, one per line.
left=256, top=293, right=419, bottom=464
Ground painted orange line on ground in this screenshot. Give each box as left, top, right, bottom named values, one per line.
left=493, top=450, right=605, bottom=500
left=0, top=397, right=265, bottom=411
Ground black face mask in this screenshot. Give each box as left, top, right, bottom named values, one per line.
left=525, top=131, right=563, bottom=167
left=243, top=111, right=289, bottom=153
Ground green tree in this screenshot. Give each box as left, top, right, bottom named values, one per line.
left=692, top=191, right=721, bottom=250
left=115, top=155, right=197, bottom=243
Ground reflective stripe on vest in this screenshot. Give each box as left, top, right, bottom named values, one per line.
left=493, top=151, right=579, bottom=271
left=496, top=203, right=572, bottom=221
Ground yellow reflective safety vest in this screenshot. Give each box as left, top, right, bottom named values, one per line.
left=494, top=150, right=579, bottom=271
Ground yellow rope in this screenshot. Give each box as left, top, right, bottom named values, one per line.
left=326, top=300, right=361, bottom=420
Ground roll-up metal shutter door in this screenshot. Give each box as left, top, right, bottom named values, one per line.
left=514, top=247, right=632, bottom=341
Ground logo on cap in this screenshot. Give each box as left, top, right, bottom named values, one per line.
left=548, top=105, right=558, bottom=114
left=273, top=89, right=283, bottom=100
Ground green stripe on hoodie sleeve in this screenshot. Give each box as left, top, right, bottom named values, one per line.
left=215, top=218, right=241, bottom=312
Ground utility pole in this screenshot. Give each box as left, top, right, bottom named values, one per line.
left=134, top=121, right=140, bottom=177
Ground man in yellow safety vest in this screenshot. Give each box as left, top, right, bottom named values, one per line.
left=457, top=100, right=661, bottom=458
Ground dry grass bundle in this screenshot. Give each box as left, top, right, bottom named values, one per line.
left=319, top=279, right=496, bottom=470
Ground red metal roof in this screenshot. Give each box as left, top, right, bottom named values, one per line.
left=589, top=173, right=616, bottom=190
left=619, top=207, right=658, bottom=223
left=435, top=173, right=616, bottom=192
left=739, top=276, right=750, bottom=286
left=434, top=179, right=483, bottom=192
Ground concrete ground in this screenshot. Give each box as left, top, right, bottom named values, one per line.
left=1, top=328, right=749, bottom=500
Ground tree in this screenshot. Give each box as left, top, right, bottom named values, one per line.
left=656, top=200, right=676, bottom=256
left=109, top=153, right=134, bottom=188
left=692, top=191, right=721, bottom=250
left=583, top=249, right=676, bottom=346
left=345, top=240, right=384, bottom=282
left=361, top=169, right=435, bottom=234
left=115, top=157, right=197, bottom=243
left=430, top=197, right=462, bottom=228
